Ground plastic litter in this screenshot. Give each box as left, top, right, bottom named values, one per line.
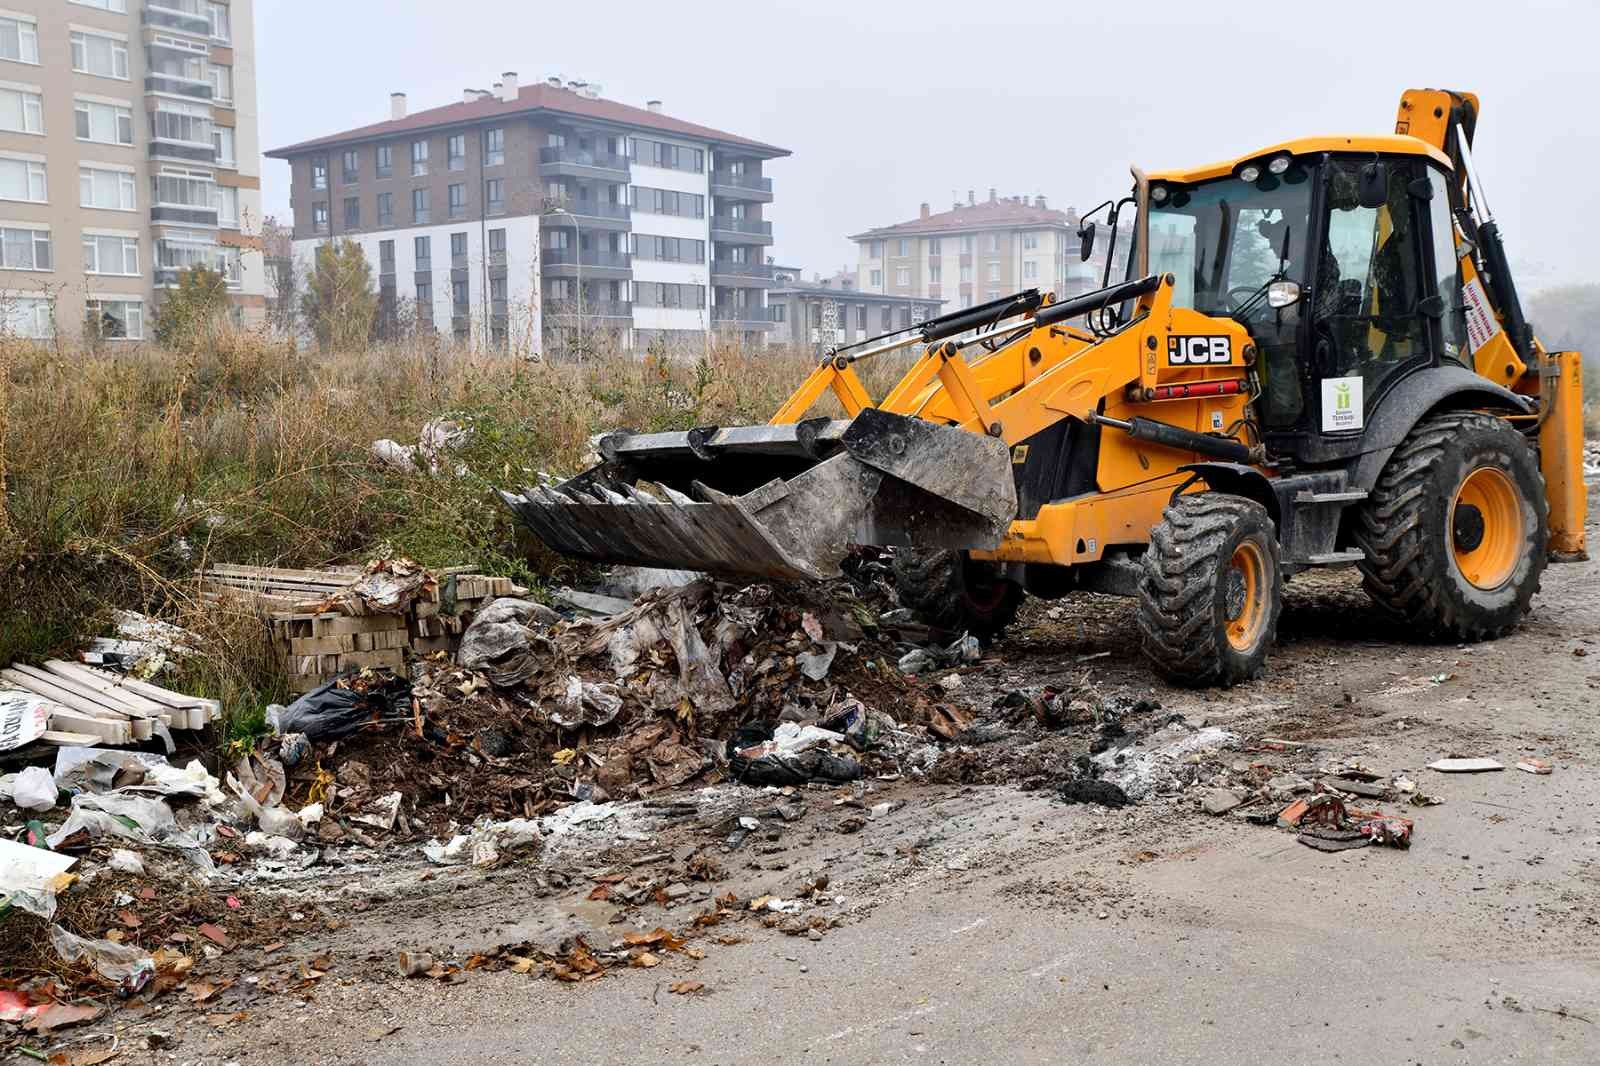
left=12, top=765, right=57, bottom=811
left=423, top=817, right=541, bottom=867
left=0, top=839, right=76, bottom=918
left=48, top=793, right=214, bottom=873
left=267, top=671, right=412, bottom=740
left=552, top=676, right=624, bottom=730
left=457, top=598, right=559, bottom=687
left=49, top=927, right=155, bottom=995
left=107, top=849, right=145, bottom=875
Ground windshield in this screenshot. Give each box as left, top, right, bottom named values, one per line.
left=1148, top=164, right=1314, bottom=315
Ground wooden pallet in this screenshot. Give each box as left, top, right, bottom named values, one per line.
left=0, top=659, right=218, bottom=747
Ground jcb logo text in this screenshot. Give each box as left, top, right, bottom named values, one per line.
left=1167, top=335, right=1232, bottom=365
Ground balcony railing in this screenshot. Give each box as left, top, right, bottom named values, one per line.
left=710, top=171, right=773, bottom=194
left=710, top=305, right=776, bottom=325
left=554, top=200, right=630, bottom=222
left=547, top=299, right=632, bottom=319
left=143, top=3, right=211, bottom=35
left=145, top=74, right=213, bottom=100
left=709, top=216, right=773, bottom=238
left=711, top=260, right=775, bottom=281
left=539, top=146, right=629, bottom=173
left=541, top=248, right=631, bottom=270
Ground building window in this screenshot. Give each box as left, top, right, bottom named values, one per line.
left=450, top=231, right=467, bottom=262
left=344, top=195, right=359, bottom=228
left=151, top=101, right=211, bottom=147
left=0, top=157, right=46, bottom=203
left=1023, top=232, right=1039, bottom=250
left=82, top=233, right=138, bottom=276
left=961, top=235, right=974, bottom=254
left=81, top=166, right=135, bottom=210
left=85, top=299, right=142, bottom=340
left=341, top=150, right=358, bottom=183
left=928, top=238, right=941, bottom=255
left=2, top=296, right=51, bottom=338
left=214, top=184, right=238, bottom=226
left=632, top=281, right=705, bottom=309
left=447, top=134, right=465, bottom=171
left=410, top=139, right=428, bottom=176
left=896, top=238, right=909, bottom=256
left=988, top=234, right=1000, bottom=252
left=772, top=303, right=785, bottom=323
left=212, top=126, right=236, bottom=166
left=70, top=0, right=129, bottom=9
left=376, top=191, right=392, bottom=226
left=451, top=277, right=468, bottom=312
left=488, top=228, right=506, bottom=262
left=0, top=225, right=50, bottom=270
left=900, top=307, right=912, bottom=329
left=411, top=187, right=429, bottom=223
left=152, top=168, right=212, bottom=209
left=2, top=88, right=44, bottom=135
left=71, top=31, right=129, bottom=80
left=375, top=144, right=392, bottom=178
left=987, top=263, right=1000, bottom=283
left=207, top=2, right=230, bottom=42
left=415, top=279, right=432, bottom=312
left=960, top=263, right=972, bottom=283
left=311, top=201, right=328, bottom=232
left=630, top=235, right=704, bottom=263
left=0, top=16, right=39, bottom=64
left=630, top=187, right=703, bottom=218
left=880, top=306, right=892, bottom=331
left=485, top=178, right=504, bottom=215
left=869, top=269, right=882, bottom=287
left=1022, top=260, right=1038, bottom=281
left=414, top=235, right=430, bottom=269
left=311, top=158, right=327, bottom=190
left=489, top=275, right=507, bottom=305
left=895, top=268, right=910, bottom=286
left=629, top=137, right=703, bottom=173
left=928, top=264, right=941, bottom=284
left=869, top=240, right=882, bottom=258
left=378, top=240, right=394, bottom=272
left=209, top=63, right=233, bottom=104
left=482, top=128, right=504, bottom=166
left=447, top=182, right=465, bottom=219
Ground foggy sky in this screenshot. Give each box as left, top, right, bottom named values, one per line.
left=257, top=0, right=1592, bottom=292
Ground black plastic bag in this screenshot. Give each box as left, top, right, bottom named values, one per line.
left=269, top=671, right=412, bottom=740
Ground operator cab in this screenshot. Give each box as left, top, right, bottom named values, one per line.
left=1093, top=137, right=1469, bottom=467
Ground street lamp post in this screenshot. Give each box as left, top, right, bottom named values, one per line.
left=545, top=207, right=582, bottom=356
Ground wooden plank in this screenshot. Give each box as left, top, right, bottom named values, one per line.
left=45, top=711, right=129, bottom=744
left=1, top=669, right=126, bottom=721
left=312, top=614, right=408, bottom=637
left=71, top=664, right=219, bottom=716
left=40, top=661, right=171, bottom=717
left=206, top=563, right=362, bottom=582
left=289, top=635, right=357, bottom=655
left=39, top=730, right=103, bottom=747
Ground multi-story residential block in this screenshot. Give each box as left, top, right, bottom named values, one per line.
left=851, top=190, right=1077, bottom=314
left=265, top=76, right=788, bottom=352
left=0, top=0, right=263, bottom=342
left=767, top=266, right=941, bottom=350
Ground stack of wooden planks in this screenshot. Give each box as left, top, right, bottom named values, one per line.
left=0, top=660, right=218, bottom=746
left=200, top=564, right=519, bottom=692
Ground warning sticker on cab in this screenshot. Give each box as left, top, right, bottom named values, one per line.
left=1320, top=376, right=1364, bottom=433
left=1462, top=277, right=1500, bottom=354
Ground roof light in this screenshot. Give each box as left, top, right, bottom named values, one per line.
left=1268, top=154, right=1292, bottom=175
left=1238, top=164, right=1261, bottom=183
left=1150, top=184, right=1169, bottom=204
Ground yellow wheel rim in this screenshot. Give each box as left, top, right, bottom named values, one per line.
left=1223, top=541, right=1267, bottom=652
left=1451, top=466, right=1522, bottom=590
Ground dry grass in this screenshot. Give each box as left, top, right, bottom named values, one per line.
left=0, top=327, right=901, bottom=736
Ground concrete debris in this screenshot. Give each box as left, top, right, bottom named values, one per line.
left=1427, top=757, right=1505, bottom=773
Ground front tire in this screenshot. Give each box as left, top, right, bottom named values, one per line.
left=1137, top=494, right=1283, bottom=687
left=891, top=548, right=1023, bottom=642
left=1356, top=410, right=1547, bottom=640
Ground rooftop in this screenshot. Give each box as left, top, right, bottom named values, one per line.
left=851, top=194, right=1074, bottom=241
left=266, top=80, right=789, bottom=159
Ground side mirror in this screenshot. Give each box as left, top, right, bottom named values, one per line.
left=1358, top=161, right=1389, bottom=209
left=1267, top=280, right=1302, bottom=309
left=1077, top=221, right=1096, bottom=262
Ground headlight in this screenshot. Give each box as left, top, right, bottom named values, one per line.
left=1268, top=154, right=1292, bottom=175
left=1239, top=164, right=1261, bottom=183
left=1150, top=184, right=1169, bottom=204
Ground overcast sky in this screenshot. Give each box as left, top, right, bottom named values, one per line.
left=258, top=0, right=1592, bottom=292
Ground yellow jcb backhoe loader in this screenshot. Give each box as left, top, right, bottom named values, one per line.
left=502, top=89, right=1586, bottom=686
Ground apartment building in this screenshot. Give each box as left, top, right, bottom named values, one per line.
left=851, top=190, right=1077, bottom=315
left=265, top=76, right=788, bottom=352
left=0, top=0, right=263, bottom=342
left=767, top=267, right=941, bottom=350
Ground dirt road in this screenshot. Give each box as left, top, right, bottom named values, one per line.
left=93, top=512, right=1600, bottom=1065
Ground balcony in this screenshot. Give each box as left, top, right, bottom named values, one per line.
left=150, top=204, right=218, bottom=226
left=709, top=216, right=774, bottom=245
left=143, top=3, right=211, bottom=36
left=709, top=171, right=773, bottom=203
left=710, top=260, right=776, bottom=287
left=145, top=74, right=213, bottom=100
left=547, top=299, right=632, bottom=320
left=545, top=199, right=630, bottom=230
left=538, top=145, right=629, bottom=181
left=540, top=247, right=632, bottom=278
left=710, top=305, right=776, bottom=329
left=149, top=139, right=215, bottom=165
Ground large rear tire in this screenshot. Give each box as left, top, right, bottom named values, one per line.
left=1137, top=494, right=1282, bottom=687
left=891, top=548, right=1023, bottom=642
left=1355, top=410, right=1547, bottom=639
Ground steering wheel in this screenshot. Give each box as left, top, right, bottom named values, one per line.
left=1226, top=285, right=1262, bottom=312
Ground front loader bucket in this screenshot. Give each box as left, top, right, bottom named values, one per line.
left=498, top=408, right=1018, bottom=581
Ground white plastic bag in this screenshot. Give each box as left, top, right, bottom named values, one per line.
left=12, top=765, right=57, bottom=811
